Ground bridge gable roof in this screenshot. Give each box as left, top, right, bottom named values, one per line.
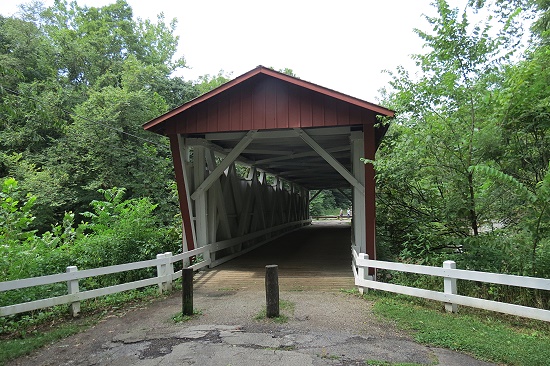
left=143, top=65, right=394, bottom=136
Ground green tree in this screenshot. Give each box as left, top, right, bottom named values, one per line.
left=0, top=177, right=36, bottom=243
left=194, top=70, right=232, bottom=95
left=0, top=81, right=69, bottom=156
left=497, top=45, right=550, bottom=188
left=309, top=190, right=336, bottom=216
left=1, top=0, right=193, bottom=230
left=268, top=67, right=298, bottom=77
left=376, top=0, right=523, bottom=264
left=72, top=187, right=179, bottom=285
left=376, top=0, right=550, bottom=301
left=0, top=15, right=56, bottom=87
left=42, top=84, right=175, bottom=222
left=470, top=0, right=550, bottom=41
left=470, top=164, right=550, bottom=276
left=38, top=0, right=185, bottom=89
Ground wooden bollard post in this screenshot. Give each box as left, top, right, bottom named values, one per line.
left=265, top=265, right=279, bottom=318
left=182, top=268, right=193, bottom=316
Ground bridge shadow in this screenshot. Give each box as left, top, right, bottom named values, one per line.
left=194, top=221, right=354, bottom=291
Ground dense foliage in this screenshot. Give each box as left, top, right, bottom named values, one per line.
left=375, top=0, right=550, bottom=306
left=0, top=179, right=180, bottom=306
left=0, top=0, right=231, bottom=306
left=1, top=0, right=549, bottom=314
left=309, top=189, right=351, bottom=217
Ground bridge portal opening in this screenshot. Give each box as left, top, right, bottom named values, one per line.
left=143, top=66, right=394, bottom=281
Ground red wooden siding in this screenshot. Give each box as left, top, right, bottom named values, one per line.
left=265, top=81, right=277, bottom=129
left=144, top=66, right=394, bottom=135
left=170, top=75, right=379, bottom=135
left=253, top=80, right=266, bottom=130
left=288, top=84, right=301, bottom=128
left=275, top=82, right=289, bottom=128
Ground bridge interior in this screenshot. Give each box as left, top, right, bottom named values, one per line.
left=144, top=66, right=394, bottom=282
left=194, top=221, right=354, bottom=291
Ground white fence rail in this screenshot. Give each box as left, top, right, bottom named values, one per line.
left=0, top=219, right=309, bottom=318
left=0, top=246, right=210, bottom=317
left=208, top=219, right=310, bottom=267
left=352, top=248, right=550, bottom=322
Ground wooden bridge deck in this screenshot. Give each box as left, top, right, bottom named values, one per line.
left=194, top=221, right=355, bottom=292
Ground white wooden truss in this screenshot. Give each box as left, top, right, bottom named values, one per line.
left=173, top=127, right=371, bottom=267
left=178, top=131, right=312, bottom=267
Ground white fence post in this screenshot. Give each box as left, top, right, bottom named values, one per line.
left=204, top=246, right=211, bottom=268
left=156, top=253, right=167, bottom=293
left=443, top=260, right=458, bottom=313
left=358, top=253, right=369, bottom=295
left=66, top=266, right=80, bottom=317
left=165, top=252, right=174, bottom=291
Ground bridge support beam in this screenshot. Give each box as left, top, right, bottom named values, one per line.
left=350, top=132, right=366, bottom=254
left=351, top=128, right=376, bottom=267
left=169, top=134, right=197, bottom=256
left=364, top=125, right=377, bottom=265
left=170, top=133, right=311, bottom=268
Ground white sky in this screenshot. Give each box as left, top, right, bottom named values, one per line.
left=1, top=0, right=469, bottom=103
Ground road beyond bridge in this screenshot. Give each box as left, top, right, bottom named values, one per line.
left=8, top=223, right=496, bottom=366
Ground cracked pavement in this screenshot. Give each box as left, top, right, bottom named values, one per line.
left=8, top=289, right=496, bottom=366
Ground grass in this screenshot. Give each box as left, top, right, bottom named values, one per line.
left=318, top=349, right=340, bottom=359
left=340, top=287, right=360, bottom=295
left=0, top=284, right=178, bottom=365
left=254, top=299, right=295, bottom=323
left=363, top=291, right=550, bottom=366
left=0, top=323, right=87, bottom=365
left=172, top=309, right=203, bottom=323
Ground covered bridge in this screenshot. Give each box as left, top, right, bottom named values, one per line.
left=143, top=66, right=394, bottom=270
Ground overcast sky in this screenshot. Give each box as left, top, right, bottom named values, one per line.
left=2, top=0, right=469, bottom=103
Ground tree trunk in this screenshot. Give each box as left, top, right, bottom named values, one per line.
left=467, top=172, right=479, bottom=236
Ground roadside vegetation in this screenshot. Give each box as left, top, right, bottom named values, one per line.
left=172, top=309, right=203, bottom=323
left=0, top=323, right=85, bottom=364
left=0, top=285, right=175, bottom=365
left=372, top=0, right=550, bottom=310
left=254, top=299, right=295, bottom=324
left=360, top=290, right=550, bottom=366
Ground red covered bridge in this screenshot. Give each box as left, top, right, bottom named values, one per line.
left=143, top=65, right=394, bottom=277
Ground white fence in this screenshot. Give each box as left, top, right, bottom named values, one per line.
left=0, top=246, right=210, bottom=318
left=352, top=247, right=550, bottom=322
left=0, top=219, right=309, bottom=319
left=5, top=239, right=548, bottom=322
